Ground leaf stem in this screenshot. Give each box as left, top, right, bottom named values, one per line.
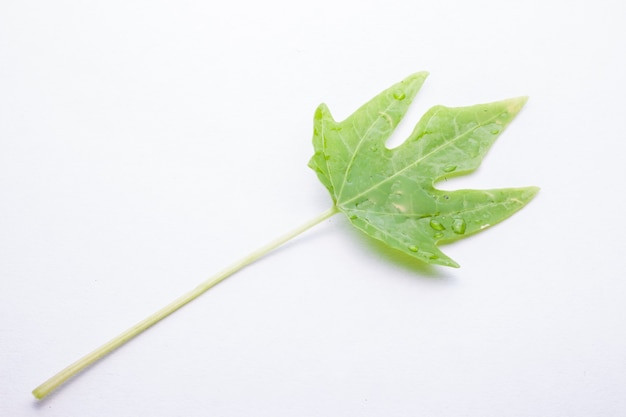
left=32, top=206, right=339, bottom=400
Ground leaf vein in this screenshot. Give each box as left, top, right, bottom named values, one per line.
left=340, top=112, right=503, bottom=206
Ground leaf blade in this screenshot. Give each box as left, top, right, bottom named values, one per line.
left=308, top=72, right=429, bottom=202
left=309, top=73, right=538, bottom=267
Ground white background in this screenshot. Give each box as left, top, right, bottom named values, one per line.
left=2, top=0, right=625, bottom=416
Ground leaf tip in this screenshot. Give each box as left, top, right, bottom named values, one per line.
left=314, top=103, right=331, bottom=120
left=428, top=252, right=460, bottom=268
left=503, top=96, right=529, bottom=116
left=522, top=185, right=540, bottom=202
left=400, top=71, right=429, bottom=92
left=405, top=71, right=429, bottom=81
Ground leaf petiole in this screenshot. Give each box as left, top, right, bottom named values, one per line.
left=32, top=206, right=339, bottom=400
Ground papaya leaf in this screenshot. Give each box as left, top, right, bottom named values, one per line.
left=309, top=72, right=538, bottom=267
left=32, top=72, right=539, bottom=400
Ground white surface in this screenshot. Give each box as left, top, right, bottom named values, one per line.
left=2, top=0, right=625, bottom=416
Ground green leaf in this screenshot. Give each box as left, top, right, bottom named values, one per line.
left=32, top=72, right=541, bottom=400
left=309, top=72, right=538, bottom=267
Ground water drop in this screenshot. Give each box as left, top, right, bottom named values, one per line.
left=452, top=218, right=466, bottom=234
left=408, top=245, right=419, bottom=252
left=443, top=165, right=457, bottom=173
left=369, top=144, right=379, bottom=152
left=422, top=251, right=438, bottom=260
left=349, top=214, right=358, bottom=220
left=490, top=128, right=500, bottom=135
left=323, top=154, right=331, bottom=161
left=429, top=219, right=445, bottom=231
left=393, top=90, right=406, bottom=100
left=433, top=232, right=444, bottom=239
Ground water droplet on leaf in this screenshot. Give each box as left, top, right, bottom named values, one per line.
left=429, top=219, right=445, bottom=231
left=408, top=245, right=419, bottom=252
left=452, top=218, right=466, bottom=234
left=433, top=232, right=444, bottom=239
left=490, top=129, right=500, bottom=135
left=393, top=90, right=406, bottom=100
left=443, top=165, right=457, bottom=173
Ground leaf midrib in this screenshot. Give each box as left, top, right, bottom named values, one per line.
left=337, top=112, right=503, bottom=208
left=348, top=194, right=524, bottom=218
